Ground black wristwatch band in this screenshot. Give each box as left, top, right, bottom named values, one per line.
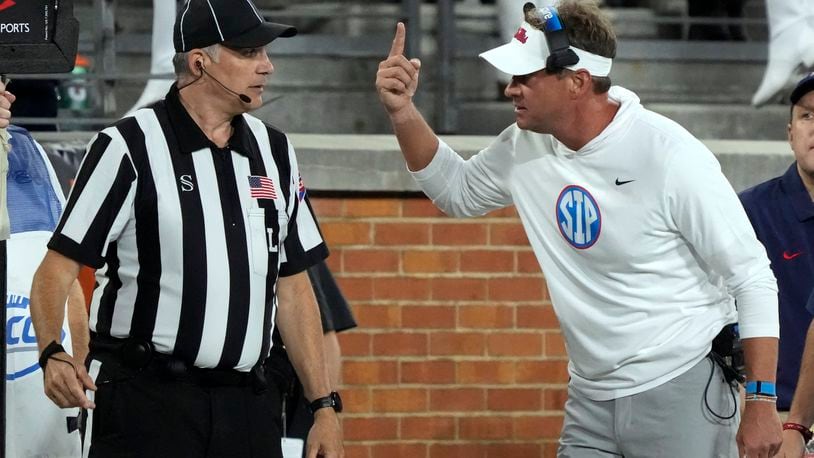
left=38, top=340, right=66, bottom=370
left=308, top=391, right=343, bottom=414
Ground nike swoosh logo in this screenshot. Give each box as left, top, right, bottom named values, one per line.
left=615, top=179, right=635, bottom=186
left=0, top=0, right=16, bottom=12
left=783, top=251, right=802, bottom=260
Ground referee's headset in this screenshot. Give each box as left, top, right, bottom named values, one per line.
left=177, top=59, right=252, bottom=104
left=523, top=2, right=580, bottom=72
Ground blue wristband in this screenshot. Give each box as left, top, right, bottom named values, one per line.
left=745, top=381, right=776, bottom=396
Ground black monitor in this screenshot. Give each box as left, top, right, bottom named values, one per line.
left=0, top=0, right=79, bottom=74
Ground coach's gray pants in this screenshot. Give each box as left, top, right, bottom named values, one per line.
left=558, top=356, right=739, bottom=457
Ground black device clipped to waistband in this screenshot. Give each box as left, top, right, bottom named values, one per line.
left=711, top=323, right=746, bottom=384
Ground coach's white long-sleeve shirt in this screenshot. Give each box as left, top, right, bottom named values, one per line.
left=412, top=86, right=778, bottom=400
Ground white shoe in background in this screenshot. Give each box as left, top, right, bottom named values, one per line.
left=125, top=79, right=174, bottom=116
left=752, top=0, right=814, bottom=106
left=125, top=0, right=177, bottom=116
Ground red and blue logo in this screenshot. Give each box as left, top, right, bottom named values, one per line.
left=556, top=185, right=601, bottom=249
left=297, top=174, right=306, bottom=201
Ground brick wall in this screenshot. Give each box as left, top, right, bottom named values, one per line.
left=311, top=195, right=569, bottom=458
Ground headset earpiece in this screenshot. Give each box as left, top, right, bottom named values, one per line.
left=529, top=5, right=580, bottom=71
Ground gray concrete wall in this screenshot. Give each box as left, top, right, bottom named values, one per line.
left=293, top=135, right=793, bottom=193
left=34, top=133, right=794, bottom=194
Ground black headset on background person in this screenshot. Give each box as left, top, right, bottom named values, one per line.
left=524, top=2, right=580, bottom=71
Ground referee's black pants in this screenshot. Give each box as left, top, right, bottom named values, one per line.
left=84, top=352, right=284, bottom=458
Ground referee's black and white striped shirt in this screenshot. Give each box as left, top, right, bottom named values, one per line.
left=48, top=84, right=328, bottom=372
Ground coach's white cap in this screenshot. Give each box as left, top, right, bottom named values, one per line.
left=479, top=22, right=613, bottom=77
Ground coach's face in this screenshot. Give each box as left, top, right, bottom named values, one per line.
left=504, top=68, right=569, bottom=134
left=789, top=91, right=814, bottom=181
left=217, top=44, right=274, bottom=111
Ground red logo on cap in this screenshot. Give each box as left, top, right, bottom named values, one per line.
left=514, top=27, right=529, bottom=44
left=0, top=0, right=16, bottom=12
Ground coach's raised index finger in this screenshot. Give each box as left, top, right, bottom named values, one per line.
left=389, top=22, right=406, bottom=57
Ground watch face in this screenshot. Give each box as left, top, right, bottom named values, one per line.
left=331, top=392, right=343, bottom=413
left=309, top=392, right=343, bottom=414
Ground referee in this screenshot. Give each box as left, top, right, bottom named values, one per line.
left=28, top=0, right=343, bottom=457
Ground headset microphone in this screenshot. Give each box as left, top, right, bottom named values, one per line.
left=197, top=62, right=253, bottom=104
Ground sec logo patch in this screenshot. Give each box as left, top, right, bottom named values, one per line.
left=556, top=185, right=601, bottom=249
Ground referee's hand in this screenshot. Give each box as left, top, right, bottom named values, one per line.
left=43, top=352, right=97, bottom=409
left=306, top=408, right=344, bottom=457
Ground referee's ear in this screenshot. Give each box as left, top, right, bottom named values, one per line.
left=186, top=50, right=208, bottom=77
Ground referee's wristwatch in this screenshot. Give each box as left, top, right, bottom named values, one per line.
left=308, top=391, right=343, bottom=414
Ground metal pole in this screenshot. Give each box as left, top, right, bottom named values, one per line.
left=93, top=0, right=117, bottom=116
left=1, top=240, right=6, bottom=456
left=0, top=81, right=9, bottom=455
left=436, top=0, right=457, bottom=133
left=401, top=0, right=421, bottom=61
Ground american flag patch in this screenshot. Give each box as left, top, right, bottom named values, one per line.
left=297, top=174, right=306, bottom=201
left=248, top=175, right=277, bottom=199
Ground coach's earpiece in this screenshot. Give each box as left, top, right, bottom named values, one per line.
left=524, top=2, right=579, bottom=71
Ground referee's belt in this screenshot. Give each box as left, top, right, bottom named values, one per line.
left=89, top=335, right=268, bottom=392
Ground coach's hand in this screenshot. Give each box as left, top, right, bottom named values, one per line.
left=306, top=409, right=343, bottom=458
left=375, top=22, right=421, bottom=117
left=43, top=352, right=96, bottom=409
left=737, top=400, right=782, bottom=457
